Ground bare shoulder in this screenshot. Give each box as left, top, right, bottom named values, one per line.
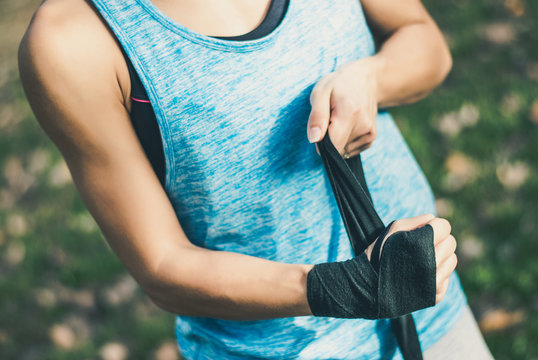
left=17, top=0, right=188, bottom=283
left=18, top=0, right=137, bottom=163
left=18, top=0, right=131, bottom=116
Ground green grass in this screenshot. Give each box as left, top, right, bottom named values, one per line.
left=1, top=0, right=537, bottom=359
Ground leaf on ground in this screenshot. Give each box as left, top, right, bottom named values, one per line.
left=458, top=103, right=480, bottom=127
left=100, top=342, right=129, bottom=360
left=479, top=308, right=524, bottom=332
left=4, top=242, right=25, bottom=267
left=49, top=323, right=76, bottom=350
left=0, top=104, right=23, bottom=130
left=27, top=148, right=52, bottom=176
left=3, top=155, right=35, bottom=195
left=437, top=103, right=480, bottom=137
left=443, top=152, right=478, bottom=191
left=0, top=189, right=15, bottom=210
left=48, top=160, right=73, bottom=187
left=459, top=235, right=484, bottom=260
left=64, top=315, right=92, bottom=343
left=154, top=341, right=180, bottom=360
left=500, top=93, right=522, bottom=116
left=504, top=0, right=525, bottom=17
left=496, top=161, right=530, bottom=190
left=5, top=213, right=27, bottom=237
left=435, top=197, right=454, bottom=218
left=479, top=22, right=516, bottom=45
left=57, top=286, right=96, bottom=310
left=438, top=112, right=462, bottom=137
left=102, top=275, right=137, bottom=307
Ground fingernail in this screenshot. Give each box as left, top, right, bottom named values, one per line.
left=308, top=126, right=322, bottom=143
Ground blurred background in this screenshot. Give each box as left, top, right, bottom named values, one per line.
left=1, top=0, right=536, bottom=359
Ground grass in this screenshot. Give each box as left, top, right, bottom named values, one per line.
left=1, top=0, right=537, bottom=359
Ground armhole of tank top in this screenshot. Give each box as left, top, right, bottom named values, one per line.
left=118, top=45, right=167, bottom=188
left=120, top=46, right=151, bottom=102
left=118, top=0, right=289, bottom=189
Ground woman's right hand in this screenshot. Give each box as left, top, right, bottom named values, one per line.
left=365, top=213, right=458, bottom=304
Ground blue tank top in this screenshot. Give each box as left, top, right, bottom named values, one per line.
left=89, top=0, right=468, bottom=358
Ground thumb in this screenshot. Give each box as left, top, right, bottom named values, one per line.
left=307, top=83, right=332, bottom=143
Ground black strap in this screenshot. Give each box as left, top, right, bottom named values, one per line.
left=317, top=134, right=423, bottom=360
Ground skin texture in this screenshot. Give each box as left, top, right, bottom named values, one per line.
left=18, top=0, right=457, bottom=320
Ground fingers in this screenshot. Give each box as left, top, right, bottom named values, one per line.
left=344, top=130, right=376, bottom=158
left=392, top=213, right=436, bottom=232
left=328, top=106, right=353, bottom=155
left=435, top=253, right=457, bottom=303
left=426, top=217, right=452, bottom=246
left=374, top=214, right=437, bottom=259
left=307, top=76, right=376, bottom=156
left=434, top=234, right=457, bottom=265
left=307, top=80, right=332, bottom=143
left=348, top=130, right=376, bottom=149
left=434, top=232, right=457, bottom=304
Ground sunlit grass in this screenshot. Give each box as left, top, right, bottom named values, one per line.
left=1, top=0, right=536, bottom=359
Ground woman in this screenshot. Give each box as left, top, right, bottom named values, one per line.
left=18, top=0, right=493, bottom=358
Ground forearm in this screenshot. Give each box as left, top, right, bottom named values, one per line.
left=142, top=244, right=315, bottom=320
left=348, top=20, right=452, bottom=109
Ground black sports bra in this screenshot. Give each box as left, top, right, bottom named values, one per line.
left=121, top=0, right=289, bottom=188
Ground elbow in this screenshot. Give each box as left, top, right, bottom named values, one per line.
left=418, top=41, right=452, bottom=98
left=138, top=274, right=186, bottom=315
left=146, top=289, right=180, bottom=314
left=438, top=42, right=453, bottom=84
left=433, top=33, right=453, bottom=87
left=136, top=261, right=183, bottom=314
left=141, top=276, right=219, bottom=317
left=135, top=250, right=209, bottom=316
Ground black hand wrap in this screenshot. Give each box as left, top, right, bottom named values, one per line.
left=306, top=223, right=436, bottom=319
left=313, top=132, right=436, bottom=360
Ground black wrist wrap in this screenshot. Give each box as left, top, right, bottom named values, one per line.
left=306, top=224, right=436, bottom=319
left=307, top=253, right=379, bottom=319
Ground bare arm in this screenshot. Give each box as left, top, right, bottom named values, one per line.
left=17, top=3, right=313, bottom=320
left=361, top=0, right=453, bottom=108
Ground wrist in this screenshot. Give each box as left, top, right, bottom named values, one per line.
left=343, top=55, right=387, bottom=107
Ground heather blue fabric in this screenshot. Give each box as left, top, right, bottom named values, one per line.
left=90, top=0, right=468, bottom=358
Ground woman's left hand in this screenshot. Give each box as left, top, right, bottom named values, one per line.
left=307, top=57, right=381, bottom=158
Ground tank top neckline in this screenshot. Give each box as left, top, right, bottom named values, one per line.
left=134, top=0, right=295, bottom=52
